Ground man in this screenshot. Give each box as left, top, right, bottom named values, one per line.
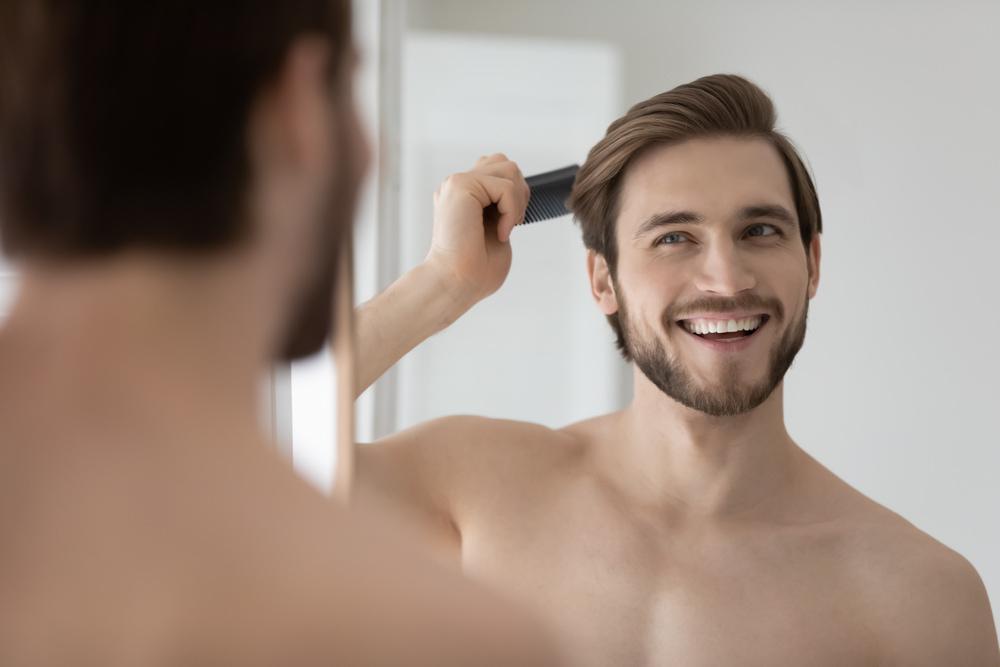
left=0, top=2, right=559, bottom=664
left=355, top=74, right=1000, bottom=664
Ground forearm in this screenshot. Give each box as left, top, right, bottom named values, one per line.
left=353, top=261, right=474, bottom=398
left=352, top=154, right=526, bottom=399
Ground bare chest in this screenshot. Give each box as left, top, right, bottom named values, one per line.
left=457, top=486, right=881, bottom=666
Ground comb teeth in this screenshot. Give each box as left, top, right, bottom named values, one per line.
left=520, top=165, right=579, bottom=225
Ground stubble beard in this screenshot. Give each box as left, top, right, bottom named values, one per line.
left=277, top=108, right=365, bottom=362
left=619, top=288, right=809, bottom=417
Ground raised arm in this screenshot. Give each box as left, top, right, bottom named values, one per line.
left=353, top=154, right=530, bottom=398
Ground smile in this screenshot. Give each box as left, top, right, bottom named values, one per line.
left=676, top=314, right=770, bottom=350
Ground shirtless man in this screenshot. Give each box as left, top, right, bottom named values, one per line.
left=0, top=2, right=558, bottom=664
left=355, top=74, right=1000, bottom=665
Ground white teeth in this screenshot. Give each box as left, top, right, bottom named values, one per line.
left=682, top=316, right=763, bottom=336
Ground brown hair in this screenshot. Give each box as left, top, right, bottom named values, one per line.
left=567, top=73, right=822, bottom=360
left=0, top=1, right=350, bottom=259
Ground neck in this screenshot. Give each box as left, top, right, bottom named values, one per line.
left=598, top=369, right=802, bottom=520
left=0, top=251, right=280, bottom=445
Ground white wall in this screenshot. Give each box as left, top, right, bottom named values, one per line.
left=408, top=0, right=1000, bottom=632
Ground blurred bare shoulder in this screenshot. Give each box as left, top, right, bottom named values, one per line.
left=0, top=406, right=562, bottom=666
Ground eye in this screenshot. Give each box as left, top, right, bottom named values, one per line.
left=654, top=232, right=689, bottom=246
left=745, top=223, right=781, bottom=239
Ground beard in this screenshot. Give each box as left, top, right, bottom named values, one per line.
left=275, top=213, right=342, bottom=361
left=276, top=105, right=367, bottom=362
left=619, top=287, right=808, bottom=417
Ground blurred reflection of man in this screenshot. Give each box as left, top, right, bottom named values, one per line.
left=355, top=74, right=1000, bottom=665
left=0, top=2, right=560, bottom=664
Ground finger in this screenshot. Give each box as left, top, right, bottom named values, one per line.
left=475, top=174, right=528, bottom=243
left=475, top=158, right=522, bottom=183
left=474, top=152, right=510, bottom=169
left=475, top=161, right=531, bottom=218
left=438, top=171, right=527, bottom=241
left=476, top=160, right=531, bottom=220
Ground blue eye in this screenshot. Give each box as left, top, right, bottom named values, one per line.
left=746, top=223, right=780, bottom=238
left=655, top=232, right=688, bottom=246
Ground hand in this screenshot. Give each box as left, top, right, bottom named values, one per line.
left=424, top=153, right=530, bottom=308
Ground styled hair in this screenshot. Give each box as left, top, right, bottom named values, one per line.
left=567, top=74, right=822, bottom=359
left=0, top=1, right=350, bottom=259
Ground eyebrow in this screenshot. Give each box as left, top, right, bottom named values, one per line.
left=632, top=203, right=797, bottom=241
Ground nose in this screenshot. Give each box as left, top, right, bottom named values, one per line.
left=692, top=238, right=757, bottom=295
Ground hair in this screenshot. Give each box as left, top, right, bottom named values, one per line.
left=567, top=74, right=822, bottom=360
left=0, top=0, right=350, bottom=259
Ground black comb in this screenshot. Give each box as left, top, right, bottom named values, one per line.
left=483, top=164, right=579, bottom=228
left=521, top=164, right=579, bottom=225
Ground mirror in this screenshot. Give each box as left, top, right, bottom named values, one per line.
left=358, top=0, right=1000, bottom=642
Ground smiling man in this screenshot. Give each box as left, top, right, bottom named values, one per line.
left=354, top=74, right=1000, bottom=664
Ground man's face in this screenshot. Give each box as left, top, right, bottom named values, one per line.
left=279, top=45, right=371, bottom=361
left=607, top=136, right=819, bottom=416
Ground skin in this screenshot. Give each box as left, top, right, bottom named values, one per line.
left=0, top=37, right=560, bottom=666
left=354, top=139, right=1000, bottom=665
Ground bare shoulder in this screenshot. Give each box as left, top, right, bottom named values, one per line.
left=790, top=456, right=999, bottom=663
left=837, top=500, right=999, bottom=664
left=356, top=414, right=589, bottom=553
left=0, top=434, right=559, bottom=666
left=359, top=414, right=584, bottom=501
left=364, top=413, right=580, bottom=460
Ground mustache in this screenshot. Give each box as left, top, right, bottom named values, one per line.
left=665, top=293, right=785, bottom=323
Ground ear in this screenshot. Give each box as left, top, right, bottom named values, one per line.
left=587, top=250, right=620, bottom=315
left=806, top=233, right=821, bottom=299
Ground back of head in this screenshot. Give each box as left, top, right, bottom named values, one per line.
left=0, top=0, right=350, bottom=259
left=567, top=73, right=822, bottom=359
